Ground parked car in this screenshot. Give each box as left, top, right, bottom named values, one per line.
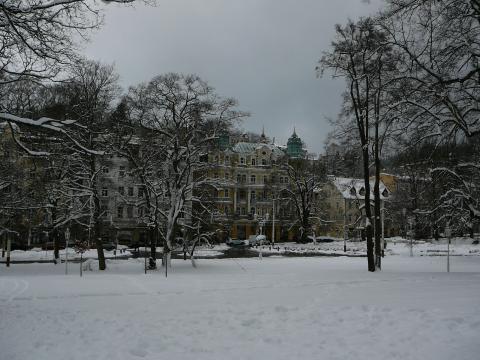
left=249, top=234, right=267, bottom=246
left=309, top=236, right=335, bottom=243
left=41, top=242, right=66, bottom=250
left=226, top=238, right=249, bottom=247
left=100, top=242, right=116, bottom=251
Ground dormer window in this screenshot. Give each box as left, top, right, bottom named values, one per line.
left=382, top=189, right=389, bottom=197
left=240, top=157, right=245, bottom=165
left=350, top=187, right=356, bottom=196
left=359, top=187, right=365, bottom=196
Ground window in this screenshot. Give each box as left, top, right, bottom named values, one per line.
left=138, top=188, right=144, bottom=198
left=250, top=207, right=256, bottom=215
left=251, top=192, right=256, bottom=202
left=101, top=188, right=108, bottom=197
left=102, top=167, right=109, bottom=174
left=262, top=159, right=267, bottom=166
left=241, top=207, right=246, bottom=215
left=138, top=206, right=144, bottom=217
left=242, top=174, right=246, bottom=183
left=117, top=206, right=123, bottom=218
left=225, top=173, right=229, bottom=179
left=127, top=206, right=133, bottom=218
left=224, top=206, right=229, bottom=215
left=251, top=158, right=256, bottom=166
left=119, top=166, right=126, bottom=177
left=128, top=187, right=134, bottom=196
left=225, top=156, right=230, bottom=164
left=237, top=174, right=242, bottom=183
left=214, top=173, right=219, bottom=179
left=250, top=174, right=256, bottom=184
left=118, top=186, right=125, bottom=196
left=279, top=177, right=284, bottom=184
left=263, top=176, right=268, bottom=184
left=240, top=157, right=245, bottom=165
left=224, top=189, right=229, bottom=198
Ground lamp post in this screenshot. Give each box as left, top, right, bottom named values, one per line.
left=65, top=227, right=70, bottom=275
left=408, top=217, right=414, bottom=257
left=343, top=198, right=347, bottom=252
left=445, top=224, right=451, bottom=273
left=271, top=197, right=275, bottom=246
left=381, top=204, right=385, bottom=257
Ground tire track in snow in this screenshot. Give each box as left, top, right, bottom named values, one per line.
left=0, top=278, right=29, bottom=302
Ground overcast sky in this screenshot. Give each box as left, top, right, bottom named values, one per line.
left=85, top=0, right=381, bottom=154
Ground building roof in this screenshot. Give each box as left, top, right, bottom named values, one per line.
left=232, top=142, right=285, bottom=156
left=331, top=176, right=390, bottom=200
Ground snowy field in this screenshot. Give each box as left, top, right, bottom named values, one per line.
left=1, top=256, right=480, bottom=360
left=2, top=237, right=479, bottom=262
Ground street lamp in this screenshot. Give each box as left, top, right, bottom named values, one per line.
left=408, top=216, right=415, bottom=257
left=65, top=227, right=70, bottom=275
left=445, top=224, right=452, bottom=272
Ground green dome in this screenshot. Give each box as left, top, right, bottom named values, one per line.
left=287, top=129, right=304, bottom=158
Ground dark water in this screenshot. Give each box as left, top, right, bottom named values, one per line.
left=132, top=246, right=365, bottom=259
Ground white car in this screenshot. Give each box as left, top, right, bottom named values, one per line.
left=249, top=234, right=267, bottom=246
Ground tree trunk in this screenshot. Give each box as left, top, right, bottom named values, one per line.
left=52, top=205, right=59, bottom=263
left=149, top=227, right=157, bottom=269
left=362, top=147, right=375, bottom=272
left=90, top=155, right=106, bottom=271
left=374, top=114, right=382, bottom=270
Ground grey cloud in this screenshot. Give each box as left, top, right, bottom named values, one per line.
left=85, top=0, right=382, bottom=153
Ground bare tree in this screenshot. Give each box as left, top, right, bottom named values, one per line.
left=0, top=0, right=151, bottom=152
left=127, top=73, right=246, bottom=268
left=59, top=59, right=121, bottom=270
left=319, top=18, right=391, bottom=271
left=284, top=158, right=326, bottom=243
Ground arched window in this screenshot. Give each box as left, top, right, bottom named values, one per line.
left=262, top=159, right=267, bottom=166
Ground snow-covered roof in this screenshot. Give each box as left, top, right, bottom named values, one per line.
left=331, top=177, right=389, bottom=200
left=232, top=142, right=285, bottom=156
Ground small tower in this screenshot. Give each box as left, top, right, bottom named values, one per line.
left=217, top=132, right=230, bottom=150
left=260, top=126, right=268, bottom=143
left=286, top=128, right=304, bottom=158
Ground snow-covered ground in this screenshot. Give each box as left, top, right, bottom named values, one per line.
left=251, top=237, right=480, bottom=257
left=3, top=238, right=478, bottom=262
left=1, top=256, right=479, bottom=360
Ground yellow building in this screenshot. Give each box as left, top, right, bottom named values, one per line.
left=317, top=176, right=390, bottom=239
